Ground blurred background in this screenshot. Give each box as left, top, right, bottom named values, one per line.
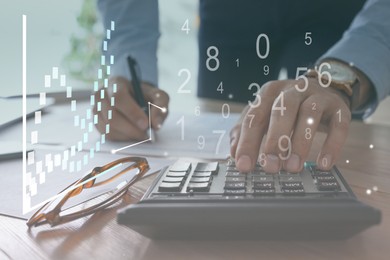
left=1, top=0, right=389, bottom=125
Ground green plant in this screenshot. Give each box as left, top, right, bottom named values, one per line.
left=62, top=0, right=102, bottom=82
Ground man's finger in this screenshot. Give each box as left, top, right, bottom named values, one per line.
left=262, top=89, right=301, bottom=173
left=235, top=99, right=273, bottom=172
left=286, top=96, right=323, bottom=172
left=230, top=124, right=242, bottom=158
left=317, top=108, right=351, bottom=170
left=230, top=106, right=250, bottom=158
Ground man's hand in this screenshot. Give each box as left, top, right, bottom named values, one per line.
left=230, top=78, right=351, bottom=173
left=93, top=76, right=169, bottom=141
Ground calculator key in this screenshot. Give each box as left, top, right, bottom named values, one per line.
left=226, top=172, right=247, bottom=177
left=314, top=175, right=336, bottom=182
left=192, top=172, right=212, bottom=178
left=252, top=171, right=273, bottom=176
left=281, top=187, right=305, bottom=195
left=252, top=176, right=273, bottom=182
left=187, top=182, right=210, bottom=192
left=195, top=162, right=219, bottom=174
left=312, top=170, right=333, bottom=177
left=224, top=182, right=246, bottom=189
left=224, top=189, right=246, bottom=195
left=163, top=177, right=184, bottom=183
left=253, top=188, right=275, bottom=195
left=190, top=177, right=211, bottom=183
left=166, top=171, right=187, bottom=177
left=280, top=181, right=303, bottom=189
left=279, top=175, right=302, bottom=182
left=317, top=181, right=340, bottom=191
left=225, top=176, right=246, bottom=182
left=226, top=166, right=237, bottom=172
left=253, top=181, right=274, bottom=189
left=158, top=182, right=182, bottom=192
left=170, top=162, right=191, bottom=172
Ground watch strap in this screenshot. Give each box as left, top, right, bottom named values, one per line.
left=305, top=69, right=354, bottom=96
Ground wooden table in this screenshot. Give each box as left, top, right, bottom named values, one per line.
left=1, top=115, right=389, bottom=260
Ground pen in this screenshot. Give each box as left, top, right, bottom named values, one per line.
left=127, top=56, right=148, bottom=114
left=127, top=56, right=155, bottom=141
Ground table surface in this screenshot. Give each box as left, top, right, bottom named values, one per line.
left=1, top=99, right=390, bottom=260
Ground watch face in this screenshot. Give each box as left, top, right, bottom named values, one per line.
left=325, top=62, right=357, bottom=83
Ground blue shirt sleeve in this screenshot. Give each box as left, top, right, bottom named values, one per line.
left=97, top=0, right=160, bottom=86
left=320, top=0, right=390, bottom=119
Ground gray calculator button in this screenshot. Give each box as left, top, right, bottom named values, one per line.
left=195, top=162, right=219, bottom=174
left=170, top=161, right=191, bottom=172
left=312, top=170, right=333, bottom=177
left=314, top=175, right=336, bottom=182
left=282, top=187, right=305, bottom=195
left=252, top=176, right=273, bottom=182
left=192, top=172, right=212, bottom=178
left=279, top=175, right=302, bottom=182
left=253, top=181, right=274, bottom=189
left=166, top=171, right=187, bottom=177
left=317, top=181, right=340, bottom=191
left=163, top=177, right=184, bottom=183
left=187, top=182, right=210, bottom=192
left=280, top=181, right=303, bottom=189
left=158, top=182, right=182, bottom=192
left=224, top=182, right=246, bottom=189
left=190, top=177, right=211, bottom=183
left=253, top=188, right=275, bottom=195
left=224, top=189, right=246, bottom=195
left=226, top=172, right=246, bottom=177
left=226, top=176, right=246, bottom=182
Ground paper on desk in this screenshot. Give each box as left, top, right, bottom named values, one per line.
left=0, top=149, right=173, bottom=220
left=90, top=112, right=240, bottom=160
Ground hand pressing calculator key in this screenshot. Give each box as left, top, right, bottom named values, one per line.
left=117, top=159, right=381, bottom=240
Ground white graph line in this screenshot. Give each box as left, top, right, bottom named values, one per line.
left=111, top=138, right=151, bottom=154
left=22, top=15, right=28, bottom=214
left=111, top=102, right=166, bottom=154
left=21, top=16, right=121, bottom=215
left=148, top=101, right=167, bottom=113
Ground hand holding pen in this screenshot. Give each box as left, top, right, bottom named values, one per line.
left=93, top=56, right=169, bottom=141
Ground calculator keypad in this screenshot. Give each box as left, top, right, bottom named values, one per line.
left=158, top=161, right=191, bottom=192
left=155, top=161, right=345, bottom=196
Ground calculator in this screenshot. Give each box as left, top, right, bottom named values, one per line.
left=117, top=160, right=381, bottom=240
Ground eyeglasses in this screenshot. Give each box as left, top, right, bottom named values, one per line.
left=27, top=157, right=150, bottom=228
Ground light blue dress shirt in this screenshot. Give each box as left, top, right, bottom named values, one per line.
left=320, top=0, right=390, bottom=118
left=98, top=0, right=390, bottom=118
left=97, top=0, right=160, bottom=86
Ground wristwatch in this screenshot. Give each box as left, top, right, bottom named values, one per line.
left=305, top=59, right=361, bottom=110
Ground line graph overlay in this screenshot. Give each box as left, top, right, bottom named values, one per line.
left=22, top=15, right=28, bottom=214
left=21, top=15, right=118, bottom=215
left=111, top=102, right=167, bottom=154
left=20, top=15, right=164, bottom=215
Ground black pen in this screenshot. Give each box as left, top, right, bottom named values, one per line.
left=127, top=56, right=148, bottom=114
left=127, top=56, right=155, bottom=141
